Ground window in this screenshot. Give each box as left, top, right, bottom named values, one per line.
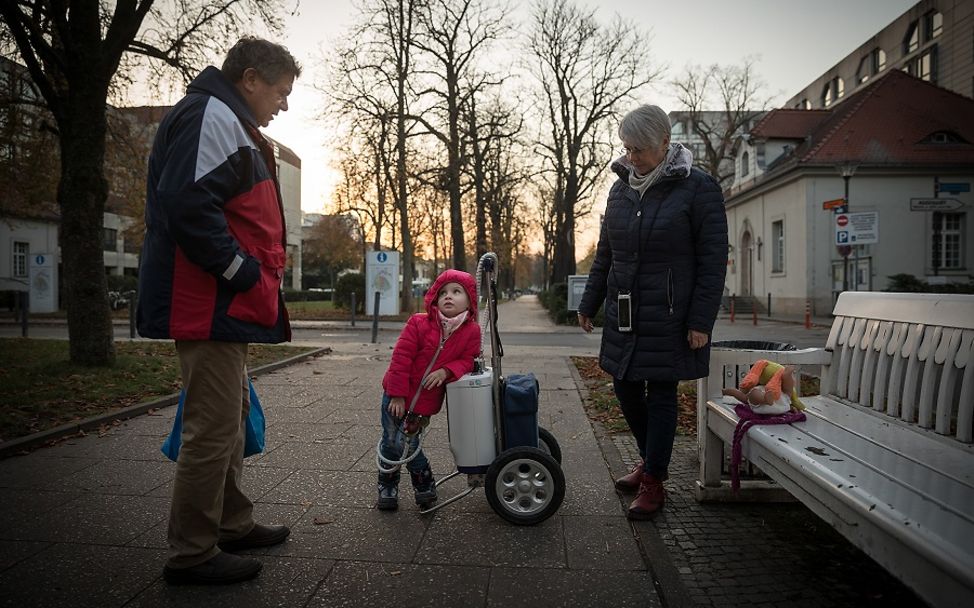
left=907, top=47, right=938, bottom=83
left=905, top=20, right=920, bottom=54
left=925, top=11, right=943, bottom=40
left=671, top=120, right=685, bottom=135
left=872, top=48, right=886, bottom=73
left=933, top=212, right=964, bottom=270
left=103, top=228, right=118, bottom=252
left=741, top=151, right=750, bottom=177
left=921, top=130, right=968, bottom=144
left=821, top=77, right=844, bottom=107
left=12, top=241, right=29, bottom=277
left=856, top=56, right=871, bottom=85
left=772, top=220, right=785, bottom=273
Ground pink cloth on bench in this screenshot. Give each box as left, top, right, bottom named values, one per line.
left=730, top=403, right=806, bottom=493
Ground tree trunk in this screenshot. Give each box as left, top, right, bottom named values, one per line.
left=59, top=86, right=115, bottom=366
left=551, top=176, right=578, bottom=286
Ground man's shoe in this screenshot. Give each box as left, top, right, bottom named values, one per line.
left=163, top=552, right=262, bottom=585
left=376, top=482, right=399, bottom=510
left=218, top=524, right=290, bottom=553
left=614, top=460, right=644, bottom=493
left=627, top=473, right=665, bottom=520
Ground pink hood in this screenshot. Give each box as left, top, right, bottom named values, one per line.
left=424, top=269, right=478, bottom=322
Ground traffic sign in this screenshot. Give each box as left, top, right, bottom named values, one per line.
left=822, top=198, right=846, bottom=210
left=835, top=211, right=878, bottom=245
left=910, top=198, right=965, bottom=211
left=938, top=182, right=970, bottom=194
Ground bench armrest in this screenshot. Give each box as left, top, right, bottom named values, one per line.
left=709, top=346, right=831, bottom=367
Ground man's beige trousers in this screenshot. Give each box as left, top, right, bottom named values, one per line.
left=167, top=340, right=255, bottom=568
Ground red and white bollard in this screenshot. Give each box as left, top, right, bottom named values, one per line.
left=804, top=300, right=812, bottom=329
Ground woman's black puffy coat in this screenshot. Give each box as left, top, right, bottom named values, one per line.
left=578, top=149, right=728, bottom=381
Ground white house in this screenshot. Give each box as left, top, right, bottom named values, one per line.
left=726, top=70, right=974, bottom=318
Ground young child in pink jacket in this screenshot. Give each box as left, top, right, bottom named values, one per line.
left=376, top=269, right=481, bottom=510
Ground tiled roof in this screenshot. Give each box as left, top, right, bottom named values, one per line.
left=749, top=109, right=830, bottom=140
left=758, top=71, right=974, bottom=166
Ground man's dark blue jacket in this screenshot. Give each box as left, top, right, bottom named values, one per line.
left=137, top=67, right=290, bottom=343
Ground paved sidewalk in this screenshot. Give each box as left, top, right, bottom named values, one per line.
left=0, top=296, right=924, bottom=607
left=0, top=299, right=648, bottom=607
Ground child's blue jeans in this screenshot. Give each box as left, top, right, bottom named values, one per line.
left=378, top=392, right=430, bottom=474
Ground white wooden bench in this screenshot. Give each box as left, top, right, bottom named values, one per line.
left=696, top=292, right=974, bottom=608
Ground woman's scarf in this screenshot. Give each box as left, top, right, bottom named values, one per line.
left=439, top=309, right=468, bottom=339
left=628, top=143, right=682, bottom=199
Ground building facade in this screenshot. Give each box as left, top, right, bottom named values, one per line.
left=728, top=71, right=974, bottom=317
left=786, top=0, right=973, bottom=110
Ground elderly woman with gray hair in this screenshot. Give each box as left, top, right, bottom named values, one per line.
left=577, top=104, right=728, bottom=519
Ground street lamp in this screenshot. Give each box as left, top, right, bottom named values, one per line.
left=837, top=162, right=858, bottom=291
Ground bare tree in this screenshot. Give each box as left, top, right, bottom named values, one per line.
left=325, top=0, right=421, bottom=311
left=0, top=0, right=289, bottom=365
left=671, top=58, right=769, bottom=187
left=463, top=88, right=522, bottom=263
left=527, top=0, right=660, bottom=286
left=410, top=0, right=511, bottom=271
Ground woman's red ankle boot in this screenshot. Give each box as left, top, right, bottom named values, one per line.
left=614, top=460, right=644, bottom=493
left=627, top=473, right=665, bottom=520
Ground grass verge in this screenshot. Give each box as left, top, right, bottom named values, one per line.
left=0, top=339, right=316, bottom=442
left=571, top=356, right=698, bottom=436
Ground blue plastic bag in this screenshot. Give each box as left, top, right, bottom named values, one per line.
left=161, top=379, right=266, bottom=461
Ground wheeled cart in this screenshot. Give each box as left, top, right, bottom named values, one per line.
left=429, top=252, right=566, bottom=525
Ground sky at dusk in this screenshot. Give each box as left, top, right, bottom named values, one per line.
left=259, top=0, right=916, bottom=217
left=126, top=0, right=919, bottom=251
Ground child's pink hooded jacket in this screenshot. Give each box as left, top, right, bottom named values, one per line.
left=382, top=269, right=482, bottom=416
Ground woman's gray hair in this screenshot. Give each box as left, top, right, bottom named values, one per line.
left=222, top=37, right=302, bottom=84
left=618, top=104, right=671, bottom=150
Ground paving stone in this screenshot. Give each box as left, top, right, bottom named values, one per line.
left=0, top=540, right=49, bottom=572
left=307, top=560, right=489, bottom=607
left=417, top=511, right=566, bottom=568
left=259, top=506, right=427, bottom=563
left=0, top=454, right=98, bottom=488
left=486, top=567, right=661, bottom=608
left=563, top=515, right=644, bottom=570
left=0, top=544, right=164, bottom=607
left=128, top=554, right=333, bottom=608
left=11, top=494, right=168, bottom=544
left=59, top=459, right=172, bottom=495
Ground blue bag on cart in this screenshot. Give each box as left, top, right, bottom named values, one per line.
left=161, top=379, right=266, bottom=461
left=501, top=373, right=540, bottom=450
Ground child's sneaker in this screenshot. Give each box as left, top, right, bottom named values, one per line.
left=410, top=466, right=437, bottom=508
left=376, top=471, right=400, bottom=511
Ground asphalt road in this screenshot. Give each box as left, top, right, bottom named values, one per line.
left=1, top=316, right=830, bottom=350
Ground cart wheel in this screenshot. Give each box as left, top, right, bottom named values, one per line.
left=538, top=427, right=562, bottom=464
left=485, top=447, right=565, bottom=525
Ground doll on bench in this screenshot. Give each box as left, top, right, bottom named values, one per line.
left=721, top=359, right=804, bottom=416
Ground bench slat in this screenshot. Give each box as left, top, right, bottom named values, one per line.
left=918, top=326, right=943, bottom=429
left=871, top=321, right=895, bottom=411
left=885, top=322, right=910, bottom=418
left=900, top=323, right=926, bottom=423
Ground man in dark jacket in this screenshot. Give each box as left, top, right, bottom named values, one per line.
left=137, top=37, right=300, bottom=585
left=578, top=104, right=728, bottom=520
